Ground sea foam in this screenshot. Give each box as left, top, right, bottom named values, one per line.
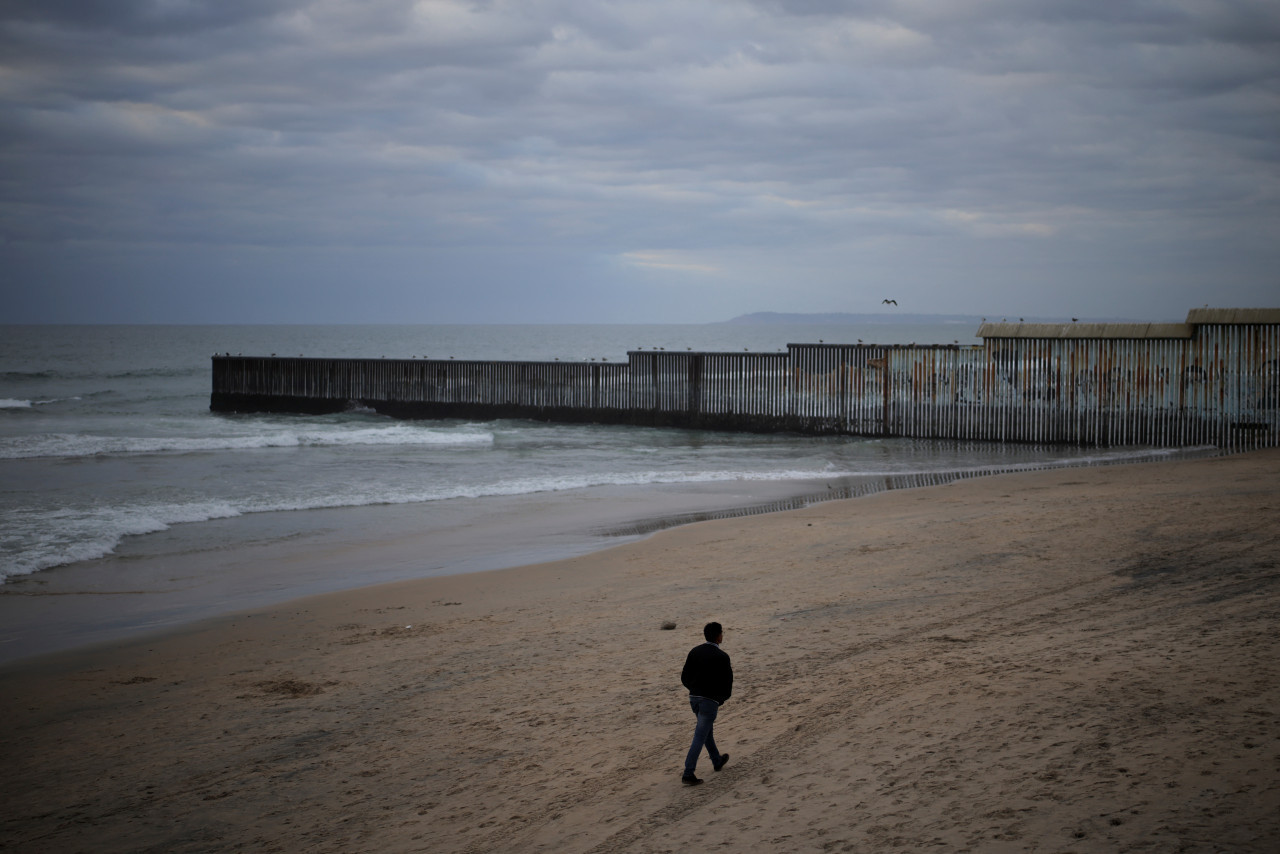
left=0, top=424, right=495, bottom=460
left=1, top=465, right=853, bottom=580
left=3, top=447, right=1204, bottom=582
left=2, top=501, right=242, bottom=581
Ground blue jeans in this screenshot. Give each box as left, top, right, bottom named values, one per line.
left=684, top=695, right=723, bottom=777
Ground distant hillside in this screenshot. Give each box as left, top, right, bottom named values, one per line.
left=719, top=312, right=1128, bottom=325
left=720, top=312, right=988, bottom=325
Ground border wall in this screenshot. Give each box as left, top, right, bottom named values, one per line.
left=211, top=308, right=1279, bottom=450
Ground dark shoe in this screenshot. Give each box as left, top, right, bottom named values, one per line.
left=681, top=774, right=703, bottom=786
left=713, top=754, right=729, bottom=772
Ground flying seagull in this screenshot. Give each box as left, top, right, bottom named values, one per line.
left=882, top=299, right=897, bottom=305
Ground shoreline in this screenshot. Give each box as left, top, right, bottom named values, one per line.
left=0, top=445, right=1218, bottom=667
left=0, top=474, right=854, bottom=666
left=2, top=448, right=1277, bottom=851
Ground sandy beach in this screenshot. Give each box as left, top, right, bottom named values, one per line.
left=2, top=449, right=1277, bottom=853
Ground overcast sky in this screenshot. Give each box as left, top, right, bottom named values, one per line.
left=2, top=1, right=1277, bottom=324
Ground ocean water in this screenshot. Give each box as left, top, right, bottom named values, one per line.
left=0, top=323, right=1217, bottom=660
left=1, top=322, right=1218, bottom=580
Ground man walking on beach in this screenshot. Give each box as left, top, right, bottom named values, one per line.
left=680, top=621, right=733, bottom=785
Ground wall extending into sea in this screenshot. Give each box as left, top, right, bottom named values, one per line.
left=211, top=308, right=1280, bottom=450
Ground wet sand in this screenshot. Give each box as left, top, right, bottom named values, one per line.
left=0, top=477, right=845, bottom=664
left=2, top=449, right=1277, bottom=852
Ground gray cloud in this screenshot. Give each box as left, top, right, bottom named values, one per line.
left=1, top=0, right=1277, bottom=323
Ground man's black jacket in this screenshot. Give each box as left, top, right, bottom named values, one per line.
left=681, top=642, right=733, bottom=704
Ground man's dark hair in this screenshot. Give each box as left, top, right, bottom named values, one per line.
left=703, top=621, right=723, bottom=642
